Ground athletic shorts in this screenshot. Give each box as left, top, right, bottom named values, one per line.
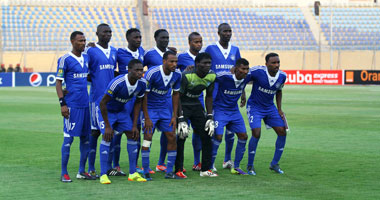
left=214, top=108, right=247, bottom=135
left=90, top=102, right=100, bottom=130
left=125, top=96, right=142, bottom=126
left=63, top=107, right=91, bottom=137
left=143, top=107, right=173, bottom=134
left=247, top=105, right=285, bottom=129
left=96, top=105, right=132, bottom=134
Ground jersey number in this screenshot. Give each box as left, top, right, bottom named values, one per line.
left=249, top=116, right=254, bottom=123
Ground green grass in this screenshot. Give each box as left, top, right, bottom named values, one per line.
left=0, top=85, right=379, bottom=200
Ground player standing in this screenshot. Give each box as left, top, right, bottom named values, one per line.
left=86, top=24, right=118, bottom=178
left=176, top=32, right=203, bottom=172
left=205, top=23, right=244, bottom=170
left=211, top=58, right=251, bottom=175
left=246, top=53, right=287, bottom=175
left=141, top=51, right=182, bottom=180
left=176, top=52, right=218, bottom=177
left=143, top=29, right=175, bottom=172
left=56, top=31, right=95, bottom=182
left=97, top=59, right=148, bottom=184
left=112, top=28, right=145, bottom=175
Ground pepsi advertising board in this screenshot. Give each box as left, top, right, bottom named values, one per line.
left=15, top=72, right=57, bottom=87
left=0, top=73, right=14, bottom=87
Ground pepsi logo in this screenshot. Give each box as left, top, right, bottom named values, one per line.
left=29, top=73, right=42, bottom=87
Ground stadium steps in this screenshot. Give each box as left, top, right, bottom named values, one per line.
left=300, top=6, right=328, bottom=46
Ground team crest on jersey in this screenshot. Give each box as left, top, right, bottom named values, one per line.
left=134, top=91, right=139, bottom=96
left=170, top=81, right=175, bottom=87
left=240, top=84, right=245, bottom=89
left=275, top=82, right=281, bottom=89
left=231, top=55, right=235, bottom=61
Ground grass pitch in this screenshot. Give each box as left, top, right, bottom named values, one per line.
left=0, top=85, right=379, bottom=200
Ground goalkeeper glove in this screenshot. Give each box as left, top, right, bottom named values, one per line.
left=204, top=114, right=215, bottom=137
left=177, top=116, right=189, bottom=139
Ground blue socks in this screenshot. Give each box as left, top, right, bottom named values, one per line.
left=224, top=129, right=235, bottom=162
left=234, top=139, right=247, bottom=168
left=211, top=138, right=222, bottom=166
left=271, top=135, right=286, bottom=166
left=247, top=136, right=259, bottom=168
left=192, top=133, right=202, bottom=165
left=61, top=136, right=73, bottom=176
left=88, top=134, right=99, bottom=172
left=112, top=133, right=122, bottom=168
left=78, top=135, right=90, bottom=173
left=158, top=133, right=167, bottom=166
left=166, top=150, right=177, bottom=173
left=127, top=139, right=138, bottom=174
left=141, top=149, right=150, bottom=174
left=99, top=139, right=113, bottom=175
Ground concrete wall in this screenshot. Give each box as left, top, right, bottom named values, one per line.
left=2, top=50, right=379, bottom=72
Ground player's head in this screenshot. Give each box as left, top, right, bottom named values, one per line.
left=188, top=32, right=202, bottom=53
left=96, top=23, right=112, bottom=44
left=234, top=58, right=250, bottom=80
left=154, top=29, right=169, bottom=49
left=128, top=59, right=144, bottom=80
left=218, top=23, right=232, bottom=43
left=126, top=28, right=141, bottom=49
left=195, top=52, right=212, bottom=78
left=265, top=52, right=280, bottom=75
left=70, top=31, right=86, bottom=52
left=162, top=51, right=177, bottom=72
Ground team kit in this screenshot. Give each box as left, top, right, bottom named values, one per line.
left=55, top=23, right=288, bottom=184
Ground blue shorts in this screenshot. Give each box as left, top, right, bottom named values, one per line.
left=63, top=107, right=91, bottom=137
left=214, top=108, right=247, bottom=135
left=90, top=102, right=100, bottom=130
left=143, top=108, right=173, bottom=134
left=247, top=105, right=285, bottom=129
left=97, top=105, right=132, bottom=134
left=125, top=97, right=142, bottom=126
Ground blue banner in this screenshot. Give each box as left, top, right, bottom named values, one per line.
left=15, top=72, right=57, bottom=87
left=0, top=73, right=13, bottom=87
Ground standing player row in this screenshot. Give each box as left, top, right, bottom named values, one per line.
left=55, top=23, right=288, bottom=184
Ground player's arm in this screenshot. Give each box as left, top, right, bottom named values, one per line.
left=205, top=82, right=214, bottom=115
left=99, top=94, right=113, bottom=142
left=142, top=92, right=153, bottom=134
left=170, top=91, right=179, bottom=132
left=56, top=79, right=69, bottom=119
left=276, top=90, right=284, bottom=119
left=240, top=89, right=246, bottom=107
left=132, top=96, right=143, bottom=140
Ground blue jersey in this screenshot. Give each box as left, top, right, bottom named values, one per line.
left=143, top=46, right=168, bottom=69
left=177, top=50, right=196, bottom=72
left=214, top=71, right=251, bottom=111
left=247, top=66, right=287, bottom=109
left=144, top=65, right=181, bottom=109
left=103, top=74, right=146, bottom=113
left=204, top=43, right=241, bottom=74
left=86, top=44, right=117, bottom=103
left=56, top=52, right=89, bottom=108
left=117, top=46, right=145, bottom=74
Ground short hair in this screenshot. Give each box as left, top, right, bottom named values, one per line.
left=97, top=23, right=109, bottom=30
left=163, top=50, right=176, bottom=60
left=128, top=59, right=143, bottom=69
left=195, top=52, right=212, bottom=64
left=70, top=31, right=84, bottom=41
left=154, top=29, right=168, bottom=38
left=218, top=23, right=230, bottom=32
left=188, top=32, right=201, bottom=42
left=235, top=58, right=249, bottom=67
left=265, top=52, right=279, bottom=63
left=126, top=28, right=140, bottom=38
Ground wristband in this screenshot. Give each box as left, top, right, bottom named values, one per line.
left=59, top=97, right=67, bottom=107
left=206, top=114, right=213, bottom=120
left=178, top=116, right=185, bottom=122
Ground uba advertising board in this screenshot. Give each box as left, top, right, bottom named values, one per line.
left=283, top=70, right=343, bottom=85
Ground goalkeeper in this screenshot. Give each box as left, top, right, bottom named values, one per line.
left=175, top=52, right=218, bottom=177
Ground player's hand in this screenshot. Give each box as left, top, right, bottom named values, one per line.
left=61, top=105, right=69, bottom=119
left=131, top=126, right=140, bottom=141
left=177, top=116, right=189, bottom=139
left=240, top=96, right=246, bottom=107
left=86, top=42, right=95, bottom=47
left=204, top=114, right=215, bottom=137
left=169, top=116, right=177, bottom=132
left=143, top=118, right=153, bottom=134
left=278, top=109, right=285, bottom=120
left=184, top=65, right=194, bottom=71
left=104, top=126, right=114, bottom=142
left=168, top=47, right=177, bottom=54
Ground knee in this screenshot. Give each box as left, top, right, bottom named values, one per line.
left=144, top=134, right=152, bottom=141
left=238, top=134, right=248, bottom=140
left=166, top=132, right=176, bottom=144
left=252, top=132, right=261, bottom=139
left=215, top=135, right=223, bottom=141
